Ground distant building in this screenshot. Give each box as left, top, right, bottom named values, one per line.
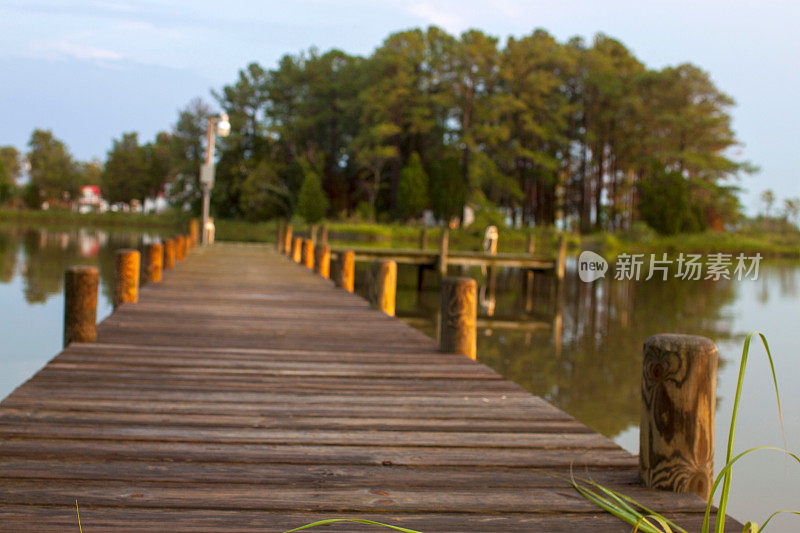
left=143, top=191, right=170, bottom=214
left=77, top=186, right=108, bottom=214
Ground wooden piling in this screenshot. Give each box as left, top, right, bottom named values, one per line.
left=277, top=220, right=285, bottom=252
left=284, top=224, right=293, bottom=256
left=556, top=235, right=567, bottom=281
left=113, top=249, right=140, bottom=308
left=314, top=244, right=331, bottom=279
left=333, top=250, right=355, bottom=292
left=419, top=228, right=428, bottom=249
left=302, top=239, right=314, bottom=269
left=175, top=235, right=185, bottom=261
left=320, top=224, right=329, bottom=245
left=163, top=239, right=176, bottom=270
left=63, top=266, right=99, bottom=347
left=143, top=243, right=163, bottom=283
left=438, top=228, right=449, bottom=277
left=369, top=259, right=397, bottom=316
left=439, top=277, right=477, bottom=360
left=189, top=219, right=200, bottom=248
left=292, top=237, right=302, bottom=263
left=640, top=334, right=718, bottom=498
left=310, top=224, right=318, bottom=245
left=526, top=232, right=536, bottom=255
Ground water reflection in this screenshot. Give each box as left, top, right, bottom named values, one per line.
left=0, top=224, right=170, bottom=402
left=0, top=225, right=162, bottom=306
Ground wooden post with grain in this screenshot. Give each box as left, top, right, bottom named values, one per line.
left=369, top=259, right=397, bottom=316
left=113, top=249, right=140, bottom=308
left=163, top=238, right=176, bottom=270
left=556, top=234, right=567, bottom=281
left=320, top=224, right=329, bottom=245
left=292, top=237, right=302, bottom=263
left=526, top=232, right=536, bottom=255
left=438, top=227, right=449, bottom=278
left=143, top=243, right=163, bottom=283
left=333, top=250, right=355, bottom=292
left=276, top=220, right=285, bottom=252
left=439, top=277, right=477, bottom=360
left=640, top=334, right=718, bottom=498
left=302, top=239, right=314, bottom=269
left=419, top=228, right=428, bottom=249
left=314, top=244, right=330, bottom=279
left=175, top=235, right=185, bottom=261
left=189, top=219, right=200, bottom=248
left=284, top=224, right=293, bottom=256
left=63, top=266, right=99, bottom=347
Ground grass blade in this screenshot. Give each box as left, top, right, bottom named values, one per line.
left=75, top=500, right=82, bottom=533
left=703, top=447, right=800, bottom=532
left=757, top=510, right=800, bottom=532
left=714, top=332, right=785, bottom=533
left=283, top=519, right=423, bottom=533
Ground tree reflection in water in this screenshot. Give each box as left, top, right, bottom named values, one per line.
left=0, top=224, right=166, bottom=306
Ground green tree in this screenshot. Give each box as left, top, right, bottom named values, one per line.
left=158, top=27, right=752, bottom=231
left=351, top=123, right=400, bottom=213
left=296, top=167, right=329, bottom=223
left=639, top=165, right=704, bottom=235
left=397, top=152, right=429, bottom=219
left=429, top=155, right=467, bottom=222
left=214, top=63, right=272, bottom=217
left=102, top=132, right=148, bottom=203
left=171, top=98, right=212, bottom=209
left=27, top=129, right=79, bottom=205
left=239, top=160, right=292, bottom=221
left=0, top=147, right=21, bottom=179
left=0, top=146, right=22, bottom=201
left=76, top=159, right=102, bottom=186
left=143, top=131, right=176, bottom=196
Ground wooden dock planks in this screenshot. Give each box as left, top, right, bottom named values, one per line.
left=0, top=243, right=738, bottom=531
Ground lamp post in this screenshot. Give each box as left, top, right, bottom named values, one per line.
left=200, top=112, right=230, bottom=245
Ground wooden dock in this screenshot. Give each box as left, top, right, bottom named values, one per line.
left=330, top=246, right=556, bottom=270
left=0, top=243, right=737, bottom=531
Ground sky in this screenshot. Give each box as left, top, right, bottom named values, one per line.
left=1, top=0, right=799, bottom=214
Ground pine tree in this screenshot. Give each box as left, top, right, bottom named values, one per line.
left=397, top=153, right=429, bottom=219
left=296, top=170, right=329, bottom=223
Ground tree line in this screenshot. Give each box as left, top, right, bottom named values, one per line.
left=3, top=26, right=758, bottom=234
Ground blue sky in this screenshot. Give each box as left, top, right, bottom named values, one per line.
left=1, top=0, right=798, bottom=213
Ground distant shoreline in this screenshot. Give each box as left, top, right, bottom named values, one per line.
left=1, top=209, right=798, bottom=259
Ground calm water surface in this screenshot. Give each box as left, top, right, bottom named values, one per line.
left=0, top=223, right=797, bottom=530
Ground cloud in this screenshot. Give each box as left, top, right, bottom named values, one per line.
left=403, top=1, right=468, bottom=33
left=32, top=39, right=123, bottom=62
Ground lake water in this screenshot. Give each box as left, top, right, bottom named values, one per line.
left=0, top=223, right=797, bottom=530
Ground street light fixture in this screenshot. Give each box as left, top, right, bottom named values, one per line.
left=200, top=112, right=230, bottom=245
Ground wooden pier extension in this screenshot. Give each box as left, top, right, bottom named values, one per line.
left=0, top=243, right=738, bottom=531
